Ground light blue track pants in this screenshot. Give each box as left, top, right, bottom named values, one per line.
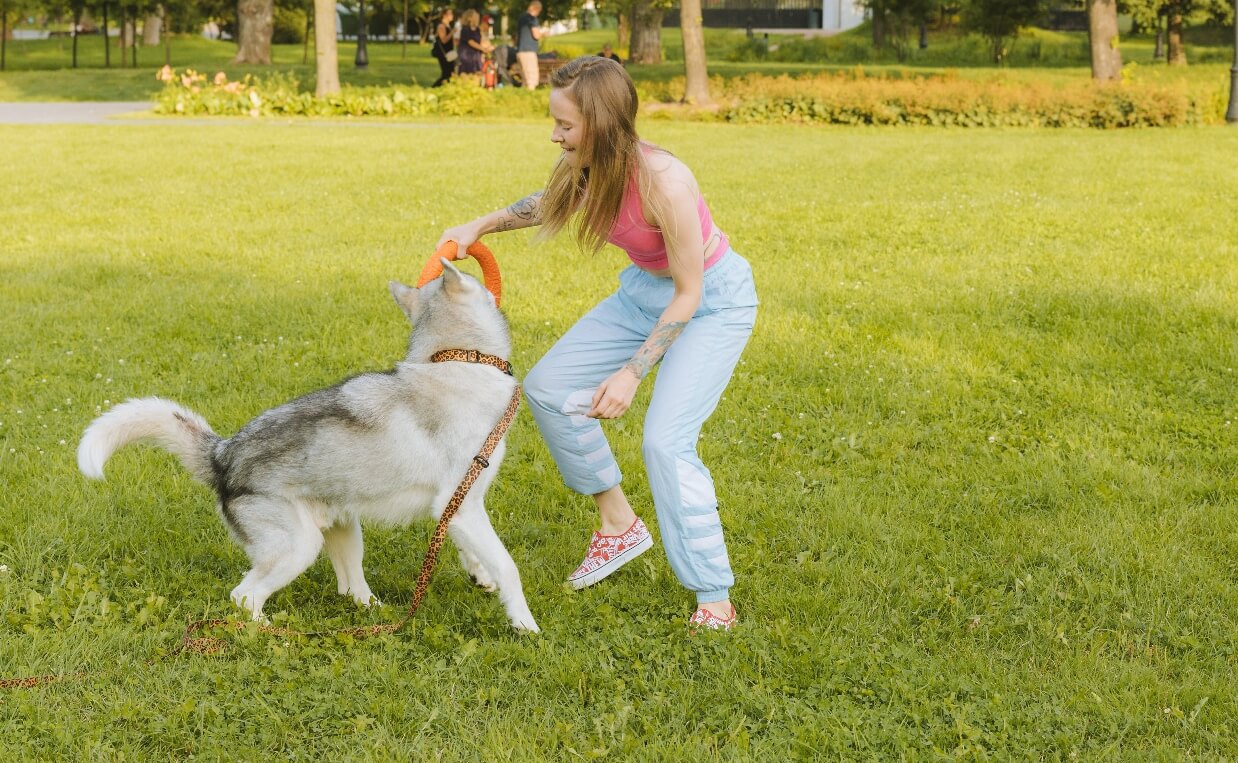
left=524, top=249, right=758, bottom=604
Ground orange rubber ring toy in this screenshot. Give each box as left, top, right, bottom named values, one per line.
left=416, top=241, right=503, bottom=307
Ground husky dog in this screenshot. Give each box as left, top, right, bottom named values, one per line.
left=78, top=263, right=538, bottom=632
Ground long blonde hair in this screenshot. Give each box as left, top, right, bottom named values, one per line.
left=538, top=56, right=652, bottom=255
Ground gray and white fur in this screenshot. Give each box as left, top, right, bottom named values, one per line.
left=78, top=262, right=538, bottom=632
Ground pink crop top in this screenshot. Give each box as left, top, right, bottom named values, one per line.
left=606, top=172, right=729, bottom=272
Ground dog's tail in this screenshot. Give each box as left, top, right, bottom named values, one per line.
left=78, top=397, right=221, bottom=484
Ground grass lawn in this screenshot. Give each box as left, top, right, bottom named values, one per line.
left=1, top=120, right=1236, bottom=757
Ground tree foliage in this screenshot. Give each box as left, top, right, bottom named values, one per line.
left=960, top=0, right=1047, bottom=62
left=1121, top=0, right=1232, bottom=64
left=859, top=0, right=938, bottom=61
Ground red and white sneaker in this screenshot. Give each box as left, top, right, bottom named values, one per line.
left=689, top=605, right=737, bottom=633
left=566, top=518, right=654, bottom=590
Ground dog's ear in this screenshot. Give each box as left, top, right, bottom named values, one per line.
left=389, top=281, right=419, bottom=321
left=440, top=258, right=478, bottom=300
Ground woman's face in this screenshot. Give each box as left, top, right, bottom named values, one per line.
left=442, top=10, right=453, bottom=23
left=549, top=89, right=586, bottom=169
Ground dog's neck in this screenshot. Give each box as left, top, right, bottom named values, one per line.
left=429, top=349, right=513, bottom=376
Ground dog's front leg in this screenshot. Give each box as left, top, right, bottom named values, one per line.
left=323, top=517, right=378, bottom=607
left=448, top=507, right=539, bottom=633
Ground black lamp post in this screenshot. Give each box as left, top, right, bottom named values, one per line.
left=355, top=0, right=370, bottom=70
left=1226, top=0, right=1238, bottom=123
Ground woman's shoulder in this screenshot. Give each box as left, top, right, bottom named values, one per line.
left=642, top=149, right=698, bottom=202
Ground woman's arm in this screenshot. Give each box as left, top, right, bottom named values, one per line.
left=588, top=169, right=706, bottom=419
left=436, top=191, right=544, bottom=252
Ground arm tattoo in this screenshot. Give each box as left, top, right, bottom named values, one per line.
left=497, top=191, right=542, bottom=232
left=624, top=320, right=688, bottom=379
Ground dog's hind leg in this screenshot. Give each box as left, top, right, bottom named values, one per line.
left=447, top=506, right=539, bottom=633
left=323, top=517, right=377, bottom=607
left=228, top=496, right=324, bottom=620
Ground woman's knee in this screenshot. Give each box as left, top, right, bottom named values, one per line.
left=523, top=361, right=561, bottom=411
left=642, top=425, right=690, bottom=466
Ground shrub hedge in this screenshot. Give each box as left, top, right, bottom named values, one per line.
left=153, top=66, right=1224, bottom=127
left=708, top=71, right=1218, bottom=127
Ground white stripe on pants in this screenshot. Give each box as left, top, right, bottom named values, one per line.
left=523, top=250, right=758, bottom=604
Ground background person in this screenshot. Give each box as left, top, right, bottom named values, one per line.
left=516, top=1, right=545, bottom=90
left=436, top=57, right=758, bottom=631
left=430, top=9, right=457, bottom=87
left=458, top=9, right=493, bottom=76
left=598, top=42, right=622, bottom=64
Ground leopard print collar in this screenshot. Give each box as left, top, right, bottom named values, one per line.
left=429, top=349, right=513, bottom=376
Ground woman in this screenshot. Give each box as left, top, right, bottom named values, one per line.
left=457, top=9, right=492, bottom=76
left=438, top=57, right=757, bottom=631
left=430, top=9, right=455, bottom=88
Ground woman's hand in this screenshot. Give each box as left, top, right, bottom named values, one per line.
left=437, top=220, right=485, bottom=259
left=589, top=368, right=641, bottom=419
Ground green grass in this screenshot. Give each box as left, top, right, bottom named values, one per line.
left=1, top=121, right=1237, bottom=757
left=0, top=27, right=1233, bottom=101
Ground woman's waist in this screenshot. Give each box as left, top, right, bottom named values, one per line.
left=626, top=226, right=730, bottom=277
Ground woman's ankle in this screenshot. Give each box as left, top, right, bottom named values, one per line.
left=593, top=487, right=638, bottom=535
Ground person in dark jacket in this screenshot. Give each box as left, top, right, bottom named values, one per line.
left=430, top=9, right=456, bottom=87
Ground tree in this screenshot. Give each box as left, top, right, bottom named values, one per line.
left=628, top=0, right=666, bottom=64
left=313, top=0, right=339, bottom=95
left=861, top=0, right=936, bottom=60
left=1087, top=0, right=1121, bottom=79
left=679, top=0, right=709, bottom=104
left=142, top=2, right=162, bottom=46
left=1, top=0, right=9, bottom=72
left=960, top=0, right=1046, bottom=63
left=1123, top=0, right=1230, bottom=65
left=235, top=0, right=274, bottom=64
left=99, top=0, right=110, bottom=66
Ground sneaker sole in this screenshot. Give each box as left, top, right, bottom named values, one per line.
left=567, top=533, right=654, bottom=590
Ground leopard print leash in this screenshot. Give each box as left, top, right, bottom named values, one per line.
left=2, top=363, right=522, bottom=689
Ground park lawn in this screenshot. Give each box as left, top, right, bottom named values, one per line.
left=1, top=121, right=1236, bottom=758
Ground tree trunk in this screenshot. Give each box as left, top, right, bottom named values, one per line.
left=143, top=7, right=162, bottom=47
left=1166, top=10, right=1185, bottom=65
left=314, top=0, right=341, bottom=96
left=629, top=0, right=663, bottom=64
left=235, top=0, right=274, bottom=65
left=1086, top=0, right=1121, bottom=80
left=679, top=0, right=711, bottom=105
left=73, top=8, right=81, bottom=68
left=1154, top=23, right=1163, bottom=59
left=120, top=19, right=133, bottom=68
left=1, top=1, right=7, bottom=73
left=102, top=2, right=110, bottom=68
left=872, top=1, right=886, bottom=48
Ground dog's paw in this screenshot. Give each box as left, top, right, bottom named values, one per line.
left=469, top=572, right=498, bottom=593
left=230, top=590, right=267, bottom=622
left=467, top=563, right=498, bottom=592
left=510, top=615, right=540, bottom=634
